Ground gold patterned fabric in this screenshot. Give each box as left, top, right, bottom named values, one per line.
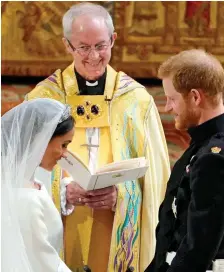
left=69, top=95, right=110, bottom=128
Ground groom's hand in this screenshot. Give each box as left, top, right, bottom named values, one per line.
left=84, top=186, right=118, bottom=210
left=66, top=182, right=89, bottom=206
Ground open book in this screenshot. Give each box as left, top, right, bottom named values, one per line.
left=58, top=151, right=148, bottom=190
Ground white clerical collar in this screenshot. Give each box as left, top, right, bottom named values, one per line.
left=86, top=81, right=98, bottom=87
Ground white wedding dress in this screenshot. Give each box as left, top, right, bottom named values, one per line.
left=1, top=99, right=75, bottom=271
left=18, top=183, right=72, bottom=272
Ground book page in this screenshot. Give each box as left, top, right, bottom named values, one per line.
left=88, top=165, right=148, bottom=190
left=67, top=151, right=89, bottom=170
left=58, top=151, right=92, bottom=186
left=58, top=152, right=149, bottom=191
left=95, top=157, right=147, bottom=174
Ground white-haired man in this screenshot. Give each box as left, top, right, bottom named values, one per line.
left=27, top=3, right=170, bottom=272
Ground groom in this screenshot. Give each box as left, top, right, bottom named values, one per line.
left=145, top=49, right=224, bottom=272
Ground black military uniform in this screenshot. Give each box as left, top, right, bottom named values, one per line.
left=145, top=113, right=224, bottom=272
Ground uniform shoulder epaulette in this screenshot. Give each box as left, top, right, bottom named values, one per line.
left=188, top=133, right=224, bottom=168
left=203, top=133, right=224, bottom=156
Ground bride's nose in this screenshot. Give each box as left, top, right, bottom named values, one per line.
left=61, top=151, right=68, bottom=159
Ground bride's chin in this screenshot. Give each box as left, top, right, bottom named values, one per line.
left=39, top=164, right=54, bottom=172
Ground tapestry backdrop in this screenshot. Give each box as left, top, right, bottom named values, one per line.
left=2, top=1, right=224, bottom=77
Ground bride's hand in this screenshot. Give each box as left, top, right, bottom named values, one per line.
left=66, top=182, right=89, bottom=205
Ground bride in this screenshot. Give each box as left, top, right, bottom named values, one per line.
left=2, top=98, right=75, bottom=271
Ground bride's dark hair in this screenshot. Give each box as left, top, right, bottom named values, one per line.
left=51, top=115, right=75, bottom=139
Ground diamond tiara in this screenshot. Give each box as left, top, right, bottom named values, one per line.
left=58, top=105, right=71, bottom=124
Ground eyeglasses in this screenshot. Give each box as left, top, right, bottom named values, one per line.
left=67, top=37, right=112, bottom=57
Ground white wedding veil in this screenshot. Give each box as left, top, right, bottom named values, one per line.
left=1, top=98, right=70, bottom=271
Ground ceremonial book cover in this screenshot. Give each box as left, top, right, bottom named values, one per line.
left=58, top=151, right=148, bottom=190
